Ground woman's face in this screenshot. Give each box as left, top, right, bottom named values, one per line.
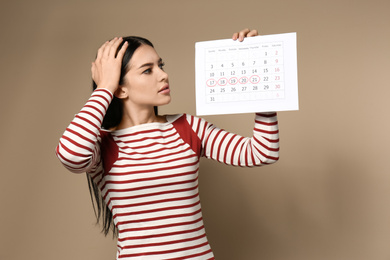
left=121, top=44, right=171, bottom=109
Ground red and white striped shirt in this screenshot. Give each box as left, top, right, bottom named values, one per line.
left=56, top=88, right=279, bottom=259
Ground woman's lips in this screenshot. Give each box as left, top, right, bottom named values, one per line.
left=159, top=84, right=170, bottom=94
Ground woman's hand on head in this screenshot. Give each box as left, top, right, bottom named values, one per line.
left=232, top=28, right=259, bottom=42
left=91, top=37, right=128, bottom=93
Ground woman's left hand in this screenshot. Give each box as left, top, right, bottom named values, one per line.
left=232, top=28, right=259, bottom=42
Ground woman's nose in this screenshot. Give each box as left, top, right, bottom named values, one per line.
left=159, top=68, right=168, bottom=81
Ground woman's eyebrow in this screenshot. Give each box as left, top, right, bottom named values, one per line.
left=138, top=58, right=163, bottom=69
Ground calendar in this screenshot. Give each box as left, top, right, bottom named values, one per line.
left=195, top=32, right=298, bottom=116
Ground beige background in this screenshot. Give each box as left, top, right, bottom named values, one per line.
left=1, top=0, right=389, bottom=259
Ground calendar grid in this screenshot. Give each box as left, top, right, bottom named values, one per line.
left=204, top=41, right=285, bottom=104
left=195, top=32, right=298, bottom=115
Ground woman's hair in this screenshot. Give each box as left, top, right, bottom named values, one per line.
left=88, top=36, right=158, bottom=237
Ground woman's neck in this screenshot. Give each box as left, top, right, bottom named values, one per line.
left=114, top=105, right=166, bottom=130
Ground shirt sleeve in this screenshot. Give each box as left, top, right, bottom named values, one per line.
left=55, top=88, right=113, bottom=173
left=186, top=113, right=279, bottom=166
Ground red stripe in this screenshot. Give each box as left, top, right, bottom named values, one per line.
left=88, top=99, right=107, bottom=111
left=253, top=145, right=279, bottom=161
left=104, top=176, right=199, bottom=200
left=262, top=136, right=280, bottom=143
left=114, top=201, right=201, bottom=220
left=165, top=249, right=213, bottom=260
left=79, top=110, right=102, bottom=125
left=191, top=115, right=202, bottom=142
left=117, top=126, right=174, bottom=138
left=118, top=216, right=203, bottom=234
left=216, top=132, right=228, bottom=161
left=244, top=142, right=249, bottom=166
left=102, top=169, right=199, bottom=191
left=58, top=141, right=90, bottom=159
left=237, top=140, right=245, bottom=167
left=119, top=224, right=204, bottom=240
left=122, top=135, right=181, bottom=151
left=61, top=135, right=93, bottom=153
left=230, top=136, right=244, bottom=166
left=223, top=135, right=234, bottom=164
left=121, top=233, right=207, bottom=250
left=255, top=119, right=278, bottom=126
left=84, top=104, right=104, bottom=118
left=123, top=131, right=177, bottom=144
left=92, top=92, right=111, bottom=105
left=108, top=184, right=199, bottom=205
left=70, top=121, right=96, bottom=137
left=65, top=127, right=95, bottom=145
left=117, top=146, right=193, bottom=161
left=250, top=144, right=256, bottom=166
left=200, top=120, right=208, bottom=147
left=254, top=127, right=279, bottom=135
left=253, top=136, right=280, bottom=152
left=111, top=193, right=199, bottom=210
left=205, top=128, right=218, bottom=158
left=91, top=94, right=110, bottom=104
left=108, top=160, right=199, bottom=176
left=120, top=141, right=188, bottom=157
left=56, top=149, right=90, bottom=167
left=118, top=208, right=202, bottom=226
left=118, top=242, right=210, bottom=258
left=75, top=114, right=100, bottom=131
left=94, top=88, right=113, bottom=100
left=115, top=154, right=197, bottom=169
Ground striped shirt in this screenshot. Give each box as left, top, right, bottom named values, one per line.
left=56, top=88, right=279, bottom=259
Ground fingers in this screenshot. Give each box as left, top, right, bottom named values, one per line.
left=247, top=29, right=259, bottom=37
left=109, top=37, right=125, bottom=58
left=232, top=32, right=239, bottom=41
left=238, top=28, right=251, bottom=41
left=232, top=28, right=250, bottom=42
left=91, top=37, right=127, bottom=92
left=96, top=37, right=125, bottom=63
left=103, top=37, right=123, bottom=58
left=96, top=41, right=108, bottom=61
left=116, top=40, right=128, bottom=60
left=91, top=61, right=98, bottom=84
left=91, top=62, right=95, bottom=77
left=232, top=28, right=259, bottom=41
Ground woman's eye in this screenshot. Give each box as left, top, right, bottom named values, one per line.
left=143, top=68, right=151, bottom=74
left=159, top=62, right=165, bottom=70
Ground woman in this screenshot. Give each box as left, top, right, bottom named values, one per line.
left=56, top=28, right=279, bottom=259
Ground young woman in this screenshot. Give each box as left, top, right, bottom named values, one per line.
left=56, top=29, right=279, bottom=259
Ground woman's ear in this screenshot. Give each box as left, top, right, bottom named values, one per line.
left=114, top=85, right=129, bottom=99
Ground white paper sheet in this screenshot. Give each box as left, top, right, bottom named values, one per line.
left=195, top=32, right=298, bottom=116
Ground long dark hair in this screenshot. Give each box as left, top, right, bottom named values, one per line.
left=88, top=36, right=158, bottom=237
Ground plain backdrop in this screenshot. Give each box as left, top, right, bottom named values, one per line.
left=1, top=0, right=389, bottom=259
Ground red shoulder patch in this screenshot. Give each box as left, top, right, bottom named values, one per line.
left=99, top=130, right=119, bottom=174
left=172, top=114, right=202, bottom=158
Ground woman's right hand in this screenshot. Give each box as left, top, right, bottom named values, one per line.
left=91, top=37, right=128, bottom=93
